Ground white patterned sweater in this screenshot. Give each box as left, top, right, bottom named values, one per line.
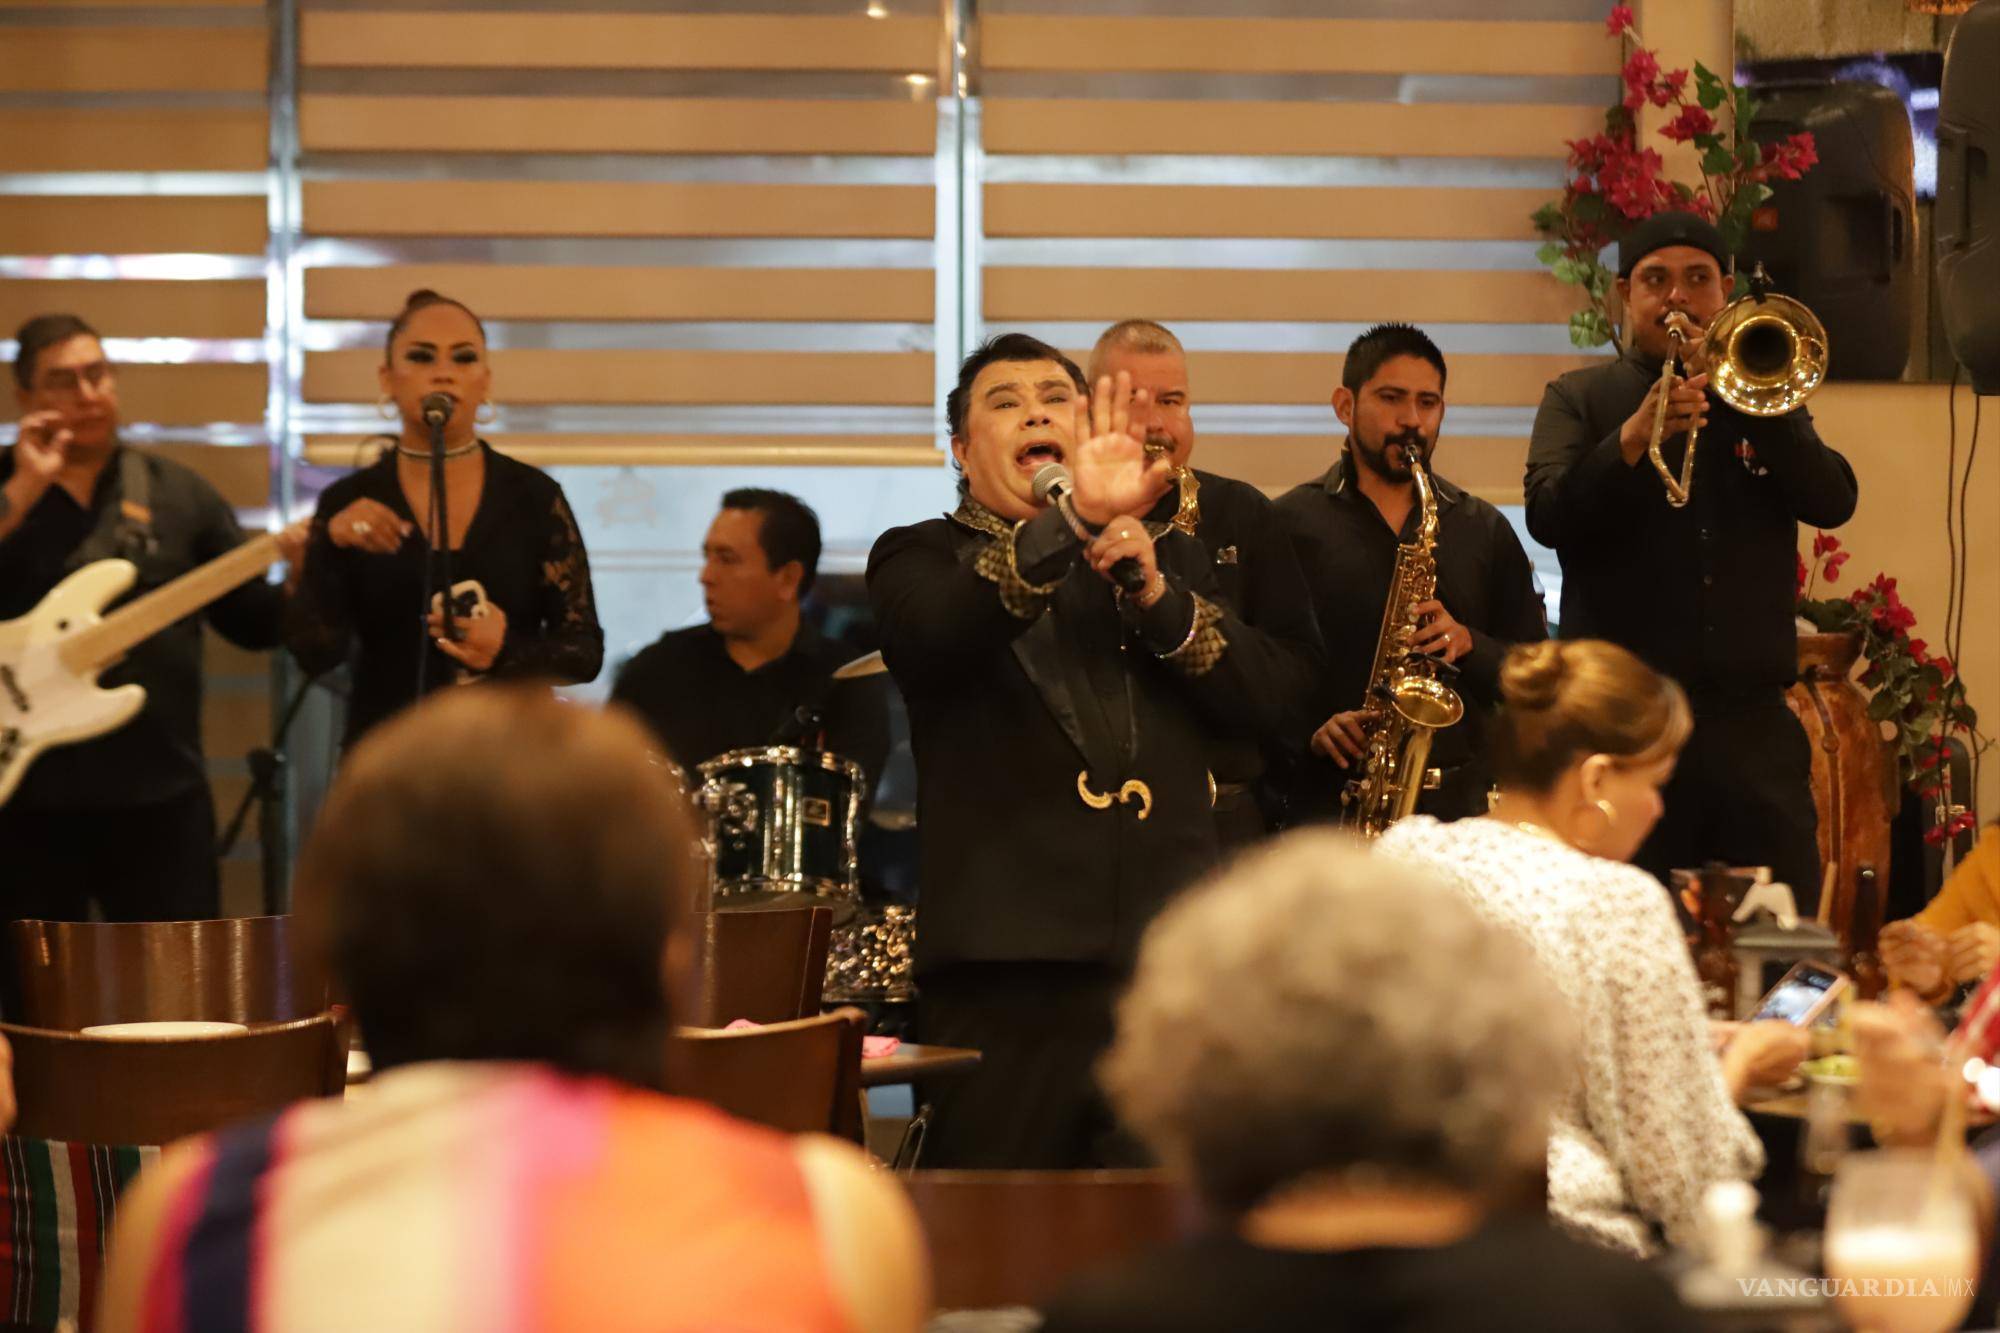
left=1375, top=816, right=1765, bottom=1257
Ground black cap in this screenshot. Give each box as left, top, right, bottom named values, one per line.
left=1617, top=210, right=1730, bottom=279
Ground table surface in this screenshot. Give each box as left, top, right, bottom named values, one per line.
left=860, top=1042, right=982, bottom=1088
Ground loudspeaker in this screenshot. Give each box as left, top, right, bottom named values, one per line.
left=1939, top=1, right=2000, bottom=394
left=1745, top=81, right=1916, bottom=381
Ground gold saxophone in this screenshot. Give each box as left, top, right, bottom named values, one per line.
left=1343, top=455, right=1466, bottom=837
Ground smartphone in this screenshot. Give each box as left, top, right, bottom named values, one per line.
left=1748, top=960, right=1850, bottom=1026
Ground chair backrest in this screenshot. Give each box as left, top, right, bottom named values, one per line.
left=6, top=916, right=326, bottom=1030
left=902, top=1170, right=1197, bottom=1311
left=3, top=1012, right=349, bottom=1145
left=692, top=906, right=834, bottom=1027
left=669, top=1007, right=865, bottom=1141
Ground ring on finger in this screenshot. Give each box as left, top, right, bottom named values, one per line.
left=353, top=520, right=373, bottom=537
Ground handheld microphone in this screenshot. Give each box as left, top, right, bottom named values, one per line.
left=1029, top=463, right=1149, bottom=597
left=420, top=393, right=455, bottom=429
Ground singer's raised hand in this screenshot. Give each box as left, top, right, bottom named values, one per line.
left=1069, top=370, right=1173, bottom=526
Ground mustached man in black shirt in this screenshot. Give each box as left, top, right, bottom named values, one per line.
left=0, top=314, right=307, bottom=941
left=611, top=488, right=888, bottom=789
left=1276, top=323, right=1547, bottom=826
left=1525, top=212, right=1857, bottom=909
left=1085, top=320, right=1323, bottom=847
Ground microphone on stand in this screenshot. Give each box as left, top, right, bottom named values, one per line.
left=1030, top=463, right=1149, bottom=596
left=771, top=704, right=824, bottom=747
left=420, top=392, right=457, bottom=658
left=421, top=393, right=454, bottom=430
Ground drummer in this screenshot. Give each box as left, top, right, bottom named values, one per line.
left=611, top=488, right=889, bottom=787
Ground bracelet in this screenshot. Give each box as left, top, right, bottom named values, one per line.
left=1114, top=570, right=1167, bottom=611
left=1052, top=491, right=1096, bottom=544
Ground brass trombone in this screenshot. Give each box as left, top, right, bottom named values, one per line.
left=1645, top=263, right=1829, bottom=508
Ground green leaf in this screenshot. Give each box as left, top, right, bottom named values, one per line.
left=1740, top=181, right=1773, bottom=211
left=1568, top=309, right=1614, bottom=349
left=1551, top=257, right=1586, bottom=284
left=1572, top=194, right=1610, bottom=223
left=1588, top=265, right=1614, bottom=299
left=1695, top=74, right=1728, bottom=111
left=1531, top=204, right=1563, bottom=233
left=1736, top=138, right=1762, bottom=171
left=1701, top=144, right=1737, bottom=175
left=1536, top=240, right=1564, bottom=264
left=1868, top=690, right=1903, bottom=722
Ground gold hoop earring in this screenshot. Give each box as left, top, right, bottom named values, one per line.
left=475, top=401, right=497, bottom=426
left=377, top=396, right=397, bottom=421
left=1576, top=798, right=1618, bottom=849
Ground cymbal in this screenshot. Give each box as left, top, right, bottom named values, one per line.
left=831, top=649, right=886, bottom=681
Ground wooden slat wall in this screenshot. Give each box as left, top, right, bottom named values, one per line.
left=978, top=11, right=1615, bottom=503
left=297, top=7, right=944, bottom=464
left=1, top=12, right=275, bottom=914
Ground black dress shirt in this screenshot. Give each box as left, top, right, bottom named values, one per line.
left=1275, top=454, right=1548, bottom=822
left=0, top=445, right=283, bottom=809
left=1525, top=347, right=1857, bottom=698
left=285, top=445, right=603, bottom=747
left=610, top=620, right=890, bottom=788
left=1141, top=468, right=1323, bottom=791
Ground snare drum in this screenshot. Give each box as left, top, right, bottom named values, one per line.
left=696, top=746, right=863, bottom=907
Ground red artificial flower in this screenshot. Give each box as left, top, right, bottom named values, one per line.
left=1909, top=638, right=1930, bottom=662
left=1661, top=104, right=1715, bottom=143
left=1920, top=746, right=1944, bottom=771
left=1824, top=550, right=1849, bottom=582
left=1795, top=552, right=1809, bottom=596
left=1606, top=4, right=1637, bottom=37
left=1759, top=134, right=1819, bottom=182
left=1659, top=68, right=1689, bottom=103
left=1811, top=531, right=1840, bottom=558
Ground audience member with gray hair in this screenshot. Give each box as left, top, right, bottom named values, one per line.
left=1039, top=832, right=1697, bottom=1333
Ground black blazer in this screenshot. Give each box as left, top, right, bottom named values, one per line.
left=867, top=506, right=1295, bottom=974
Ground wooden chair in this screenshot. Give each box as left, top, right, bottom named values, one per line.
left=903, top=1170, right=1197, bottom=1311
left=669, top=1006, right=865, bottom=1142
left=690, top=906, right=834, bottom=1027
left=2, top=1012, right=349, bottom=1145
left=6, top=916, right=327, bottom=1030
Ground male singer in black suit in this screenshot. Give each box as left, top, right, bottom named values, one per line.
left=1086, top=320, right=1323, bottom=845
left=1525, top=211, right=1857, bottom=908
left=868, top=333, right=1301, bottom=1168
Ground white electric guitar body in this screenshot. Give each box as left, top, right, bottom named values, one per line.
left=0, top=533, right=280, bottom=808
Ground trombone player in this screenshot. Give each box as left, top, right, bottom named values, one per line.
left=1524, top=211, right=1857, bottom=910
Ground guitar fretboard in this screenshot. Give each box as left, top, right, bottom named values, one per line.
left=56, top=534, right=282, bottom=676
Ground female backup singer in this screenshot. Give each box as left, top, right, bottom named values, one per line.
left=1376, top=639, right=1805, bottom=1257
left=285, top=290, right=604, bottom=745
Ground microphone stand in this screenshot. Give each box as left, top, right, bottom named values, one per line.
left=414, top=407, right=455, bottom=697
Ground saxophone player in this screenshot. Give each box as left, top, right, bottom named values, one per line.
left=1086, top=320, right=1325, bottom=846
left=1276, top=323, right=1548, bottom=826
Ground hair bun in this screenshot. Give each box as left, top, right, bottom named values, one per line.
left=1500, top=640, right=1566, bottom=711
left=402, top=288, right=444, bottom=308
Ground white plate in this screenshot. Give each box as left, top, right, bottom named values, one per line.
left=80, top=1021, right=248, bottom=1040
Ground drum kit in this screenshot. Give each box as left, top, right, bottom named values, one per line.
left=669, top=646, right=919, bottom=1005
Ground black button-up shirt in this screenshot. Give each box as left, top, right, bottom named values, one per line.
left=1524, top=348, right=1857, bottom=701
left=610, top=621, right=890, bottom=789
left=0, top=445, right=283, bottom=809
left=1275, top=454, right=1548, bottom=822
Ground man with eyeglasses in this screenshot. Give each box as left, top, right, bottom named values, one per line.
left=1, top=314, right=306, bottom=972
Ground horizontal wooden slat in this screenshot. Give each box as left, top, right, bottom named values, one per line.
left=114, top=364, right=267, bottom=425
left=983, top=99, right=1596, bottom=159
left=148, top=442, right=271, bottom=510
left=0, top=28, right=266, bottom=94
left=0, top=279, right=266, bottom=340
left=0, top=0, right=261, bottom=7
left=982, top=17, right=1612, bottom=76
left=303, top=180, right=931, bottom=240
left=988, top=268, right=1581, bottom=325
left=303, top=350, right=929, bottom=406
left=0, top=109, right=267, bottom=172
left=304, top=265, right=929, bottom=322
left=304, top=13, right=939, bottom=72
left=300, top=96, right=934, bottom=156
left=0, top=196, right=268, bottom=257
left=986, top=184, right=1551, bottom=241
left=1123, top=353, right=1585, bottom=408
left=303, top=434, right=940, bottom=469
left=1201, top=433, right=1528, bottom=502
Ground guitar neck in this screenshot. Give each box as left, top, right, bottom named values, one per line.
left=59, top=533, right=282, bottom=675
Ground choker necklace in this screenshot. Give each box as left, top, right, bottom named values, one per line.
left=396, top=440, right=480, bottom=460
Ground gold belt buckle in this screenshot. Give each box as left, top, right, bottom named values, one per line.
left=1077, top=771, right=1154, bottom=821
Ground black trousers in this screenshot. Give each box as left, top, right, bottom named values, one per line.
left=916, top=961, right=1149, bottom=1170
left=0, top=784, right=221, bottom=923
left=1634, top=694, right=1821, bottom=915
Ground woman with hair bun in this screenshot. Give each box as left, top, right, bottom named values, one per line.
left=1377, top=638, right=1803, bottom=1257
left=285, top=290, right=603, bottom=746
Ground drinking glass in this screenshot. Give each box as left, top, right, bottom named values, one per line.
left=1823, top=1149, right=1979, bottom=1333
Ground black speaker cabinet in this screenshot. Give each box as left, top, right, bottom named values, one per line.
left=1939, top=1, right=2000, bottom=394
left=1746, top=81, right=1916, bottom=381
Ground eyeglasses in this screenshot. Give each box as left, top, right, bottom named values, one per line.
left=33, top=360, right=114, bottom=397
